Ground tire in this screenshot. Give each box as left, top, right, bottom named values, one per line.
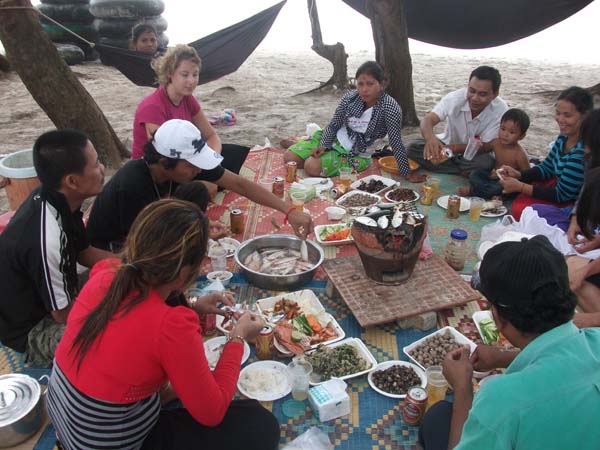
left=93, top=15, right=167, bottom=38
left=55, top=43, right=85, bottom=65
left=41, top=0, right=90, bottom=5
left=43, top=23, right=99, bottom=43
left=89, top=0, right=165, bottom=19
left=38, top=4, right=94, bottom=25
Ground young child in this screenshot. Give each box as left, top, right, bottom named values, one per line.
left=458, top=108, right=531, bottom=198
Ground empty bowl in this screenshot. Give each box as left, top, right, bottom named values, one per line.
left=325, top=206, right=346, bottom=221
left=207, top=271, right=233, bottom=287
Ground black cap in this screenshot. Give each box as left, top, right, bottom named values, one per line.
left=479, top=235, right=570, bottom=307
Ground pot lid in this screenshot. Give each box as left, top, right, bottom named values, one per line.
left=0, top=374, right=41, bottom=427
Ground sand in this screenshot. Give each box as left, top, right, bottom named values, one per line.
left=1, top=49, right=599, bottom=213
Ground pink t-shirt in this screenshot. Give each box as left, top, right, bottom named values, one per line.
left=132, top=86, right=202, bottom=158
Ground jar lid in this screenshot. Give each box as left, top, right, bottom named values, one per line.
left=0, top=374, right=40, bottom=427
left=451, top=229, right=468, bottom=240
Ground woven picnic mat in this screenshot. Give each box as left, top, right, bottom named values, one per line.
left=323, top=254, right=481, bottom=327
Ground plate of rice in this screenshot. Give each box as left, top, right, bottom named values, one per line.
left=237, top=361, right=291, bottom=401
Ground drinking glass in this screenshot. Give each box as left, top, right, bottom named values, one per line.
left=339, top=167, right=353, bottom=188
left=469, top=197, right=484, bottom=222
left=287, top=358, right=313, bottom=401
left=210, top=246, right=228, bottom=272
left=290, top=191, right=306, bottom=212
left=425, top=365, right=448, bottom=409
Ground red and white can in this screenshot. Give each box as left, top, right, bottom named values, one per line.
left=402, top=386, right=428, bottom=425
left=272, top=176, right=285, bottom=198
left=286, top=162, right=297, bottom=183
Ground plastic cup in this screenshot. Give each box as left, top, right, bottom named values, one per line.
left=287, top=358, right=313, bottom=401
left=428, top=177, right=440, bottom=197
left=339, top=167, right=352, bottom=188
left=469, top=197, right=484, bottom=222
left=290, top=191, right=306, bottom=212
left=425, top=365, right=448, bottom=409
left=210, top=246, right=228, bottom=272
left=259, top=177, right=273, bottom=190
left=463, top=137, right=480, bottom=161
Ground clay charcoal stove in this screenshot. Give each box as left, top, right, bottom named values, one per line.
left=351, top=207, right=427, bottom=284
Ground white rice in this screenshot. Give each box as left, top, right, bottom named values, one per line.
left=240, top=367, right=286, bottom=395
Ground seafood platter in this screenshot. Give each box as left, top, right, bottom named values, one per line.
left=350, top=175, right=396, bottom=195
left=367, top=360, right=426, bottom=399
left=235, top=234, right=324, bottom=290
left=384, top=187, right=420, bottom=204
left=351, top=206, right=428, bottom=284
left=256, top=289, right=345, bottom=355
left=335, top=190, right=381, bottom=215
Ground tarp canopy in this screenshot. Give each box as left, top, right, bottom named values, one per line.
left=342, top=0, right=593, bottom=49
left=96, top=1, right=286, bottom=87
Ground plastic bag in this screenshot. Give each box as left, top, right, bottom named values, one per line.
left=479, top=215, right=517, bottom=245
left=282, top=427, right=333, bottom=450
left=250, top=137, right=272, bottom=151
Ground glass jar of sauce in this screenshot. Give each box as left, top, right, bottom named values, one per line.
left=444, top=229, right=468, bottom=271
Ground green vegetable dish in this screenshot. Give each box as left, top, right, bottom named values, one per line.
left=308, top=344, right=367, bottom=379
left=479, top=318, right=500, bottom=344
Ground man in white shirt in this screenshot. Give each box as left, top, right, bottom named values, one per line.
left=407, top=66, right=508, bottom=175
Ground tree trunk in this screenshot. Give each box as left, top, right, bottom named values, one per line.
left=0, top=53, right=10, bottom=71
left=367, top=0, right=419, bottom=126
left=307, top=0, right=348, bottom=89
left=0, top=0, right=127, bottom=166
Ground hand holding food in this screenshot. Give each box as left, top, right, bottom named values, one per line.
left=424, top=139, right=444, bottom=161
left=232, top=311, right=265, bottom=341
left=498, top=165, right=520, bottom=179
left=287, top=210, right=314, bottom=240
left=209, top=221, right=230, bottom=240
left=190, top=291, right=235, bottom=315
left=469, top=345, right=517, bottom=371
left=442, top=347, right=473, bottom=391
left=499, top=176, right=523, bottom=194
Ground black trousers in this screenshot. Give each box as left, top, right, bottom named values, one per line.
left=219, top=144, right=250, bottom=175
left=141, top=399, right=280, bottom=450
left=418, top=400, right=453, bottom=450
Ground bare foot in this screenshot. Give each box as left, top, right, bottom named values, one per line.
left=457, top=186, right=471, bottom=196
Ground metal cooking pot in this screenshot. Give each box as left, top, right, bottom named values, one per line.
left=0, top=374, right=44, bottom=448
left=235, top=234, right=324, bottom=290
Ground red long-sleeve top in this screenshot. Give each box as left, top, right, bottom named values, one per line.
left=54, top=259, right=243, bottom=426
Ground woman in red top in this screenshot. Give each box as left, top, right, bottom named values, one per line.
left=46, top=199, right=278, bottom=450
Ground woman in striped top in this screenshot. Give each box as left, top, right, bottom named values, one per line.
left=284, top=61, right=409, bottom=177
left=498, top=86, right=593, bottom=220
left=46, top=199, right=278, bottom=450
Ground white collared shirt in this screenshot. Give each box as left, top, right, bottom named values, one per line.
left=432, top=87, right=508, bottom=145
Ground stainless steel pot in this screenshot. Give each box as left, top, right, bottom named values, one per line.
left=234, top=234, right=324, bottom=290
left=0, top=374, right=44, bottom=448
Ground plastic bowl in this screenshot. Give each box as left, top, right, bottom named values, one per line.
left=207, top=271, right=233, bottom=287
left=378, top=156, right=420, bottom=174
left=325, top=206, right=346, bottom=221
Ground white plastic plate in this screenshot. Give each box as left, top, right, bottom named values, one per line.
left=314, top=224, right=353, bottom=247
left=208, top=237, right=241, bottom=258
left=237, top=361, right=291, bottom=401
left=204, top=336, right=250, bottom=370
left=336, top=190, right=381, bottom=210
left=308, top=337, right=377, bottom=385
left=368, top=360, right=427, bottom=399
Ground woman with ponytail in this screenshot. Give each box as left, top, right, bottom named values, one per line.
left=46, top=199, right=279, bottom=450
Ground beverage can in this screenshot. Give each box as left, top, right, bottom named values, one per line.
left=272, top=176, right=285, bottom=198
left=286, top=162, right=297, bottom=183
left=199, top=313, right=217, bottom=336
left=446, top=195, right=460, bottom=219
left=402, top=386, right=428, bottom=425
left=255, top=325, right=274, bottom=360
left=230, top=209, right=245, bottom=234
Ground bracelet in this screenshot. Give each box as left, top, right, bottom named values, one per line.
left=283, top=206, right=296, bottom=225
left=226, top=334, right=246, bottom=345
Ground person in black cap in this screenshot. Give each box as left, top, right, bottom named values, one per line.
left=418, top=235, right=600, bottom=450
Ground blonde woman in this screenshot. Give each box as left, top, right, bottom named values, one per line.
left=48, top=199, right=279, bottom=449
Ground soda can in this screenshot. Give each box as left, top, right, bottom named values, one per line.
left=199, top=313, right=217, bottom=336
left=255, top=325, right=274, bottom=360
left=230, top=209, right=245, bottom=234
left=272, top=176, right=285, bottom=198
left=402, top=386, right=428, bottom=425
left=286, top=161, right=297, bottom=183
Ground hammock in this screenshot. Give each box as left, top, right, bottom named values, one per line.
left=96, top=1, right=286, bottom=87
left=342, top=0, right=593, bottom=49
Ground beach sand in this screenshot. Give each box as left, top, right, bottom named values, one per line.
left=1, top=50, right=599, bottom=214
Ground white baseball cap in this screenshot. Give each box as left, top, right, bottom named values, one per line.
left=153, top=119, right=223, bottom=170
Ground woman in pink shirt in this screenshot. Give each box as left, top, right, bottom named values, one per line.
left=47, top=199, right=279, bottom=450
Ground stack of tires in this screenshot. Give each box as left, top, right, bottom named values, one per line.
left=37, top=0, right=99, bottom=65
left=90, top=0, right=168, bottom=55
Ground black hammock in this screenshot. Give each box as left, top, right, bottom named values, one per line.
left=95, top=1, right=286, bottom=87
left=342, top=0, right=593, bottom=49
